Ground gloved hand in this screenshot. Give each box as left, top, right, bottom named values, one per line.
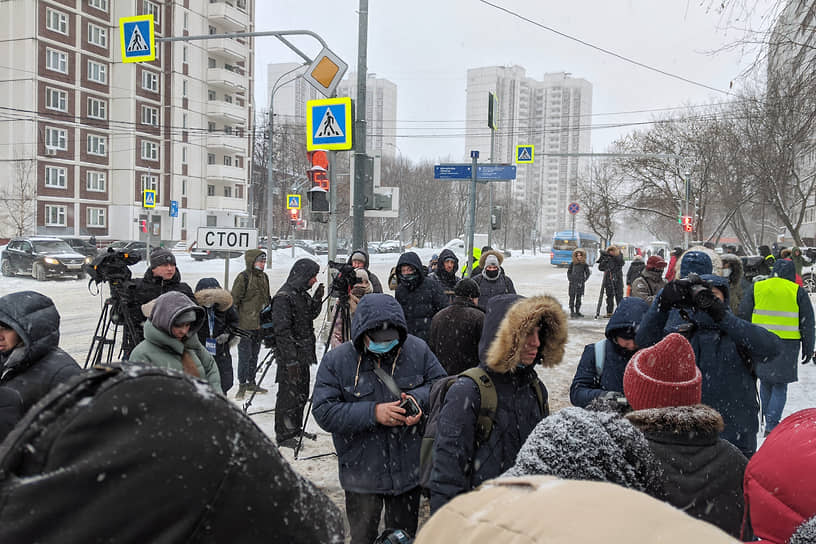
left=286, top=363, right=302, bottom=381
left=601, top=391, right=626, bottom=403
left=702, top=296, right=727, bottom=322
left=801, top=353, right=813, bottom=365
left=215, top=333, right=230, bottom=344
left=658, top=282, right=688, bottom=312
left=313, top=283, right=325, bottom=301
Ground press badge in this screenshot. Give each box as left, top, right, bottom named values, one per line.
left=205, top=338, right=217, bottom=355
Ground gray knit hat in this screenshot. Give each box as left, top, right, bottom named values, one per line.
left=150, top=248, right=176, bottom=268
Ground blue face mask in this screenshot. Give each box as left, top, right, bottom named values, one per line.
left=368, top=338, right=399, bottom=354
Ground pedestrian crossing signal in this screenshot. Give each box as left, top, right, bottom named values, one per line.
left=681, top=216, right=693, bottom=232
left=289, top=208, right=300, bottom=221
left=139, top=220, right=147, bottom=233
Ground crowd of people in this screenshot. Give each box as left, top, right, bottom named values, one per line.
left=0, top=242, right=814, bottom=543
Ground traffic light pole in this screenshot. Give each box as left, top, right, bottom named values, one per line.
left=488, top=127, right=495, bottom=249
left=352, top=0, right=369, bottom=251
left=464, top=151, right=479, bottom=278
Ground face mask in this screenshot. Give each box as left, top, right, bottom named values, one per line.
left=485, top=268, right=499, bottom=279
left=400, top=273, right=417, bottom=282
left=722, top=268, right=732, bottom=278
left=368, top=338, right=399, bottom=354
left=254, top=260, right=266, bottom=271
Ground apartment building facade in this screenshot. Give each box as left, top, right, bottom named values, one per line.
left=0, top=0, right=254, bottom=242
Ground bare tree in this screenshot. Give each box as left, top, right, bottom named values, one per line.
left=576, top=159, right=622, bottom=245
left=0, top=157, right=37, bottom=237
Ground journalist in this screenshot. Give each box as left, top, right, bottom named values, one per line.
left=635, top=268, right=780, bottom=457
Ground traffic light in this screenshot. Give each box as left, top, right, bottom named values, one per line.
left=289, top=208, right=300, bottom=222
left=307, top=150, right=330, bottom=192
left=139, top=219, right=147, bottom=233
left=681, top=216, right=693, bottom=232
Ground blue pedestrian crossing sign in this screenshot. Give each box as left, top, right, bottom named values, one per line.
left=143, top=190, right=156, bottom=208
left=306, top=97, right=352, bottom=151
left=286, top=194, right=301, bottom=210
left=516, top=145, right=534, bottom=164
left=119, top=15, right=155, bottom=63
left=169, top=200, right=178, bottom=217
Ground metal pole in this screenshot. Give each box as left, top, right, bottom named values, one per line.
left=352, top=0, right=368, bottom=251
left=684, top=172, right=690, bottom=249
left=465, top=153, right=478, bottom=278
left=488, top=128, right=495, bottom=249
left=328, top=150, right=338, bottom=261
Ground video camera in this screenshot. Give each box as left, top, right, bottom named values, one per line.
left=672, top=272, right=717, bottom=311
left=84, top=248, right=141, bottom=286
left=328, top=260, right=362, bottom=296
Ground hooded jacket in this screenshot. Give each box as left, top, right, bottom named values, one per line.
left=128, top=262, right=195, bottom=345
left=570, top=297, right=649, bottom=407
left=631, top=268, right=667, bottom=303
left=720, top=253, right=745, bottom=313
left=270, top=258, right=322, bottom=369
left=195, top=278, right=239, bottom=394
left=128, top=291, right=221, bottom=391
left=0, top=364, right=344, bottom=543
left=312, top=294, right=446, bottom=495
left=566, top=249, right=591, bottom=293
left=428, top=248, right=460, bottom=296
left=395, top=251, right=449, bottom=341
left=231, top=249, right=271, bottom=330
left=790, top=246, right=810, bottom=277
left=428, top=294, right=567, bottom=512
left=742, top=408, right=816, bottom=544
left=0, top=291, right=80, bottom=440
left=472, top=250, right=516, bottom=310
left=626, top=257, right=646, bottom=287
left=636, top=275, right=780, bottom=457
left=626, top=405, right=748, bottom=538
left=346, top=249, right=383, bottom=293
left=738, top=258, right=815, bottom=384
left=428, top=295, right=485, bottom=375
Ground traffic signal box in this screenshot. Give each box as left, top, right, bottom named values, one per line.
left=680, top=216, right=693, bottom=232
left=307, top=150, right=330, bottom=215
left=139, top=219, right=148, bottom=233
left=289, top=208, right=300, bottom=222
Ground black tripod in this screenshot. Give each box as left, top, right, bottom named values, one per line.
left=242, top=344, right=277, bottom=416
left=85, top=283, right=140, bottom=368
left=594, top=271, right=608, bottom=319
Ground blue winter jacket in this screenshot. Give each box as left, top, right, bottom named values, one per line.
left=312, top=294, right=447, bottom=495
left=737, top=259, right=814, bottom=384
left=635, top=276, right=779, bottom=457
left=570, top=297, right=649, bottom=407
left=395, top=251, right=449, bottom=341
left=429, top=293, right=568, bottom=513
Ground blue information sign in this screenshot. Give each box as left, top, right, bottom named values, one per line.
left=434, top=165, right=472, bottom=179
left=169, top=200, right=179, bottom=217
left=476, top=164, right=516, bottom=181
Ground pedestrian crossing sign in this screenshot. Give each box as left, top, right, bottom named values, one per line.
left=516, top=145, right=534, bottom=164
left=286, top=194, right=301, bottom=210
left=143, top=189, right=156, bottom=208
left=119, top=15, right=155, bottom=63
left=307, top=97, right=353, bottom=151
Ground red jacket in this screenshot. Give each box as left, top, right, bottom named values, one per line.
left=742, top=408, right=816, bottom=542
left=665, top=255, right=679, bottom=282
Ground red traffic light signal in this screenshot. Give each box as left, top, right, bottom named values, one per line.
left=684, top=224, right=693, bottom=232
left=307, top=149, right=330, bottom=192
left=139, top=219, right=147, bottom=233
left=289, top=208, right=300, bottom=221
left=680, top=216, right=693, bottom=232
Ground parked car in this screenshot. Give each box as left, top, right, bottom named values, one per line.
left=1, top=236, right=91, bottom=280
left=313, top=241, right=328, bottom=255
left=293, top=240, right=316, bottom=255
left=59, top=237, right=98, bottom=258
left=191, top=248, right=243, bottom=261
left=377, top=240, right=403, bottom=254
left=103, top=240, right=154, bottom=260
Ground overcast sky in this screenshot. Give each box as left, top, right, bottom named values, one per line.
left=253, top=0, right=773, bottom=162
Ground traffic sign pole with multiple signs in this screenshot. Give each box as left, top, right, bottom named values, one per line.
left=307, top=97, right=352, bottom=151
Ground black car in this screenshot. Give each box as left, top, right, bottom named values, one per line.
left=1, top=236, right=91, bottom=280
left=104, top=240, right=154, bottom=260
left=191, top=247, right=242, bottom=261
left=59, top=237, right=99, bottom=258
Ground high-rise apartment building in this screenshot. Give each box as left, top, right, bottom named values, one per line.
left=465, top=66, right=592, bottom=237
left=0, top=0, right=254, bottom=242
left=266, top=62, right=321, bottom=127
left=337, top=72, right=397, bottom=159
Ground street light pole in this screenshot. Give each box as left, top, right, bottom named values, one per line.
left=352, top=0, right=369, bottom=251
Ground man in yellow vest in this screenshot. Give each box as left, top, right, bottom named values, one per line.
left=738, top=258, right=814, bottom=435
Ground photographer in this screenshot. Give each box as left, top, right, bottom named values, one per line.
left=635, top=265, right=780, bottom=457
left=597, top=246, right=624, bottom=317
left=313, top=294, right=446, bottom=544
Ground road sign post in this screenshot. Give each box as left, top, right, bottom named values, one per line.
left=143, top=190, right=156, bottom=208
left=306, top=97, right=353, bottom=151
left=119, top=15, right=156, bottom=63
left=465, top=151, right=479, bottom=277
left=197, top=227, right=258, bottom=287
left=286, top=194, right=302, bottom=210
left=516, top=145, right=534, bottom=164
left=568, top=202, right=580, bottom=236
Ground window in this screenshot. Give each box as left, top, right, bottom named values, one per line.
left=223, top=186, right=232, bottom=198
left=182, top=46, right=188, bottom=63
left=182, top=79, right=188, bottom=97
left=183, top=12, right=188, bottom=30
left=87, top=97, right=107, bottom=120
left=207, top=153, right=216, bottom=165
left=223, top=155, right=232, bottom=166
left=235, top=184, right=244, bottom=199
left=181, top=212, right=187, bottom=228
left=45, top=205, right=66, bottom=226
left=182, top=113, right=187, bottom=128
left=207, top=185, right=215, bottom=196
left=87, top=170, right=106, bottom=192
left=224, top=94, right=233, bottom=104
left=141, top=140, right=159, bottom=161
left=142, top=1, right=160, bottom=23
left=141, top=105, right=159, bottom=126
left=87, top=134, right=106, bottom=156
left=182, top=179, right=187, bottom=196
left=208, top=122, right=216, bottom=132
left=224, top=125, right=232, bottom=135
left=45, top=88, right=67, bottom=112
left=87, top=207, right=106, bottom=227
left=206, top=215, right=217, bottom=227
left=141, top=70, right=159, bottom=92
left=88, top=0, right=108, bottom=11
left=46, top=8, right=68, bottom=34
left=88, top=23, right=107, bottom=47
left=208, top=90, right=216, bottom=101
left=208, top=57, right=216, bottom=69
left=46, top=48, right=68, bottom=74
left=182, top=146, right=187, bottom=164
left=45, top=127, right=67, bottom=150
left=44, top=166, right=67, bottom=188
left=141, top=174, right=158, bottom=197
left=88, top=60, right=107, bottom=84
left=208, top=25, right=216, bottom=35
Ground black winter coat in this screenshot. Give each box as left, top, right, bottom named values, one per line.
left=428, top=248, right=460, bottom=303
left=194, top=281, right=240, bottom=364
left=270, top=259, right=322, bottom=376
left=567, top=261, right=591, bottom=297
left=346, top=249, right=383, bottom=293
left=395, top=252, right=449, bottom=342
left=428, top=296, right=485, bottom=375
left=472, top=271, right=516, bottom=310
left=626, top=405, right=748, bottom=539
left=626, top=259, right=646, bottom=287
left=599, top=251, right=625, bottom=286
left=0, top=291, right=80, bottom=441
left=128, top=266, right=195, bottom=346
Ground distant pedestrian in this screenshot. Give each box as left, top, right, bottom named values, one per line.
left=758, top=245, right=775, bottom=277
left=790, top=246, right=811, bottom=278
left=428, top=278, right=485, bottom=375
left=625, top=255, right=645, bottom=296
left=630, top=256, right=667, bottom=304
left=330, top=268, right=373, bottom=349
left=231, top=249, right=271, bottom=399
left=472, top=250, right=516, bottom=310
left=597, top=245, right=624, bottom=317
left=720, top=254, right=745, bottom=313
left=566, top=248, right=591, bottom=318
left=664, top=246, right=683, bottom=282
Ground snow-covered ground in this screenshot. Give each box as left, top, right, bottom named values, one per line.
left=1, top=250, right=814, bottom=532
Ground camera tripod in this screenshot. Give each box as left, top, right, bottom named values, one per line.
left=242, top=344, right=277, bottom=417
left=85, top=284, right=140, bottom=368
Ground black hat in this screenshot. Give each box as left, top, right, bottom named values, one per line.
left=454, top=278, right=480, bottom=299
left=150, top=248, right=176, bottom=268
left=367, top=324, right=400, bottom=343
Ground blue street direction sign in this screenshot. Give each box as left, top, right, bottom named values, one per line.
left=119, top=15, right=155, bottom=63
left=434, top=164, right=517, bottom=182
left=306, top=97, right=352, bottom=151
left=169, top=200, right=179, bottom=217
left=143, top=190, right=156, bottom=208
left=434, top=164, right=472, bottom=179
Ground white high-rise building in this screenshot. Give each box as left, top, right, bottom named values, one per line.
left=0, top=0, right=254, bottom=242
left=465, top=66, right=592, bottom=237
left=266, top=62, right=321, bottom=128
left=337, top=72, right=398, bottom=159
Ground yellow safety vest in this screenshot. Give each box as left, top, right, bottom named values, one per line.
left=751, top=277, right=801, bottom=340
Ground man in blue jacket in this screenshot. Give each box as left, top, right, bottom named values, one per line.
left=635, top=254, right=779, bottom=457
left=428, top=293, right=568, bottom=513
left=313, top=294, right=446, bottom=544
left=570, top=296, right=649, bottom=407
left=738, top=258, right=814, bottom=435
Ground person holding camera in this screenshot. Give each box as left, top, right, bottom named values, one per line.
left=270, top=258, right=324, bottom=448
left=330, top=268, right=373, bottom=349
left=597, top=245, right=625, bottom=317
left=313, top=294, right=446, bottom=544
left=348, top=249, right=383, bottom=293
left=231, top=250, right=271, bottom=399
left=635, top=251, right=780, bottom=457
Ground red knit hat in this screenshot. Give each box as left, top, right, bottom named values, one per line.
left=646, top=256, right=667, bottom=270
left=623, top=333, right=702, bottom=411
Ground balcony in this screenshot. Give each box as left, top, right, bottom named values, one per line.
left=207, top=133, right=246, bottom=153
left=208, top=2, right=249, bottom=32
left=207, top=67, right=246, bottom=92
left=207, top=100, right=245, bottom=123
left=207, top=164, right=246, bottom=182
left=207, top=195, right=246, bottom=211
left=207, top=37, right=247, bottom=62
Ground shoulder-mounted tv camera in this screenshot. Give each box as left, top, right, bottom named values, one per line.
left=84, top=248, right=141, bottom=286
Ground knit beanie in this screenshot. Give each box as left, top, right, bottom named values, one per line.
left=646, top=256, right=666, bottom=270
left=150, top=248, right=175, bottom=268
left=454, top=278, right=480, bottom=299
left=623, top=333, right=702, bottom=411
left=484, top=254, right=500, bottom=268
left=350, top=251, right=366, bottom=264
left=354, top=269, right=373, bottom=294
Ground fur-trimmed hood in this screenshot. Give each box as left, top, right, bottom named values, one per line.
left=478, top=249, right=504, bottom=268
left=719, top=253, right=743, bottom=282
left=571, top=248, right=587, bottom=263
left=194, top=288, right=233, bottom=311
left=478, top=294, right=567, bottom=373
left=626, top=404, right=725, bottom=436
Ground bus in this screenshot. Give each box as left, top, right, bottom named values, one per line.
left=550, top=231, right=600, bottom=266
